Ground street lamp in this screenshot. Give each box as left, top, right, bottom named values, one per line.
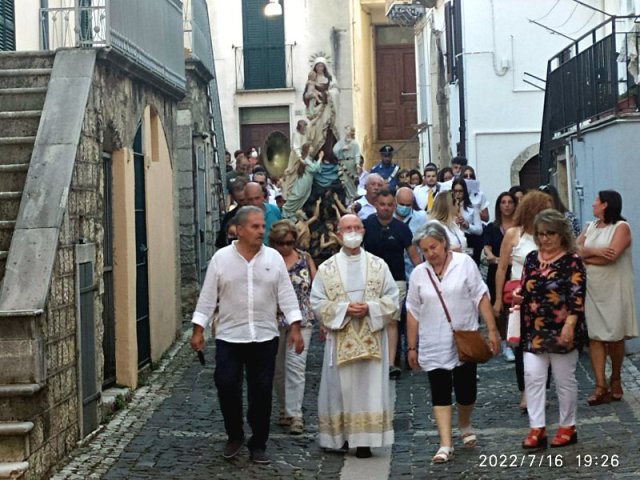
left=264, top=0, right=283, bottom=16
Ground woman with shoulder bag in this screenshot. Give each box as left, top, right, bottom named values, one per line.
left=494, top=191, right=553, bottom=411
left=515, top=209, right=587, bottom=449
left=406, top=221, right=500, bottom=464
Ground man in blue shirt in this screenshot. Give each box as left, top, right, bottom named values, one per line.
left=245, top=182, right=282, bottom=244
left=363, top=189, right=420, bottom=379
left=370, top=145, right=400, bottom=190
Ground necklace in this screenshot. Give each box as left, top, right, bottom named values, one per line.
left=433, top=253, right=451, bottom=280
left=538, top=249, right=565, bottom=269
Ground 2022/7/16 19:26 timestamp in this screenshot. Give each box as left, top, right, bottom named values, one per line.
left=576, top=454, right=619, bottom=467
left=478, top=454, right=620, bottom=468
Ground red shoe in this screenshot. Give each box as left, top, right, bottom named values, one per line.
left=550, top=426, right=577, bottom=448
left=522, top=427, right=547, bottom=449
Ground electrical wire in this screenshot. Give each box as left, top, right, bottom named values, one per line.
left=566, top=10, right=597, bottom=36
left=552, top=3, right=579, bottom=28
left=530, top=0, right=562, bottom=23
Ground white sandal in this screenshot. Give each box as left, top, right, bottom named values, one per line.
left=460, top=425, right=477, bottom=448
left=432, top=446, right=454, bottom=463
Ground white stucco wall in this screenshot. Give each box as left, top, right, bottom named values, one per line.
left=418, top=0, right=607, bottom=215
left=14, top=0, right=41, bottom=50
left=571, top=119, right=640, bottom=353
left=207, top=0, right=353, bottom=153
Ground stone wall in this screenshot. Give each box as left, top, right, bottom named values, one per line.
left=24, top=52, right=183, bottom=479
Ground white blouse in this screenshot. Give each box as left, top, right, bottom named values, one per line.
left=406, top=252, right=488, bottom=371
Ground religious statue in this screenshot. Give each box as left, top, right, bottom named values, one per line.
left=282, top=145, right=322, bottom=221
left=333, top=126, right=361, bottom=204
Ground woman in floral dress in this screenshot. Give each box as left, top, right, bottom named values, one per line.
left=269, top=220, right=317, bottom=434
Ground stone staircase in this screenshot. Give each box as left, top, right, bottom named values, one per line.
left=0, top=51, right=54, bottom=479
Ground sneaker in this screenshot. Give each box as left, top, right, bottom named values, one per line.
left=389, top=365, right=401, bottom=380
left=250, top=449, right=271, bottom=464
left=503, top=346, right=515, bottom=362
left=223, top=438, right=244, bottom=460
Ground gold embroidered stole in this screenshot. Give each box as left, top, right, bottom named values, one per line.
left=320, top=253, right=386, bottom=366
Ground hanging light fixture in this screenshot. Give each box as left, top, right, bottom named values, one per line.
left=264, top=0, right=283, bottom=16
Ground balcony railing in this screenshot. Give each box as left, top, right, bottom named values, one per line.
left=40, top=0, right=186, bottom=92
left=234, top=44, right=294, bottom=91
left=544, top=16, right=640, bottom=136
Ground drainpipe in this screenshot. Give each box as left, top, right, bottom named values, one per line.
left=454, top=0, right=466, bottom=156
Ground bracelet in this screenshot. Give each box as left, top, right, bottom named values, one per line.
left=407, top=347, right=417, bottom=351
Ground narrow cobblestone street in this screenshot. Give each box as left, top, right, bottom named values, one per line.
left=52, top=326, right=640, bottom=479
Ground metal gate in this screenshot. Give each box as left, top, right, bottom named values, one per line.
left=78, top=258, right=99, bottom=436
left=195, top=144, right=208, bottom=283
left=102, top=152, right=116, bottom=387
left=133, top=127, right=150, bottom=367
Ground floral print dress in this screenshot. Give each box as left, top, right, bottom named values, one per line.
left=277, top=250, right=315, bottom=328
left=520, top=251, right=587, bottom=354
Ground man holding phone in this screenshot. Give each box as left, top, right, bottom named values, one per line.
left=191, top=206, right=304, bottom=465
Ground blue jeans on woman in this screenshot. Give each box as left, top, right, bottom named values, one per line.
left=214, top=337, right=279, bottom=452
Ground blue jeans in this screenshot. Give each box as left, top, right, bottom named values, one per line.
left=214, top=337, right=279, bottom=451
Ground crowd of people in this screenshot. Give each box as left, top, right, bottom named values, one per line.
left=191, top=149, right=637, bottom=466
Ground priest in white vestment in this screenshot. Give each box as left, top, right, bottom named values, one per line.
left=311, top=214, right=399, bottom=458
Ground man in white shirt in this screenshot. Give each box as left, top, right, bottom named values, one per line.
left=311, top=214, right=399, bottom=458
left=353, top=173, right=384, bottom=220
left=413, top=165, right=440, bottom=212
left=191, top=206, right=304, bottom=465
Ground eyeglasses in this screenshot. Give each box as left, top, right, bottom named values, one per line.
left=536, top=231, right=558, bottom=239
left=453, top=188, right=464, bottom=193
left=275, top=240, right=295, bottom=247
left=463, top=174, right=474, bottom=179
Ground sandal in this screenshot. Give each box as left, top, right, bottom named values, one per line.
left=550, top=425, right=577, bottom=448
left=460, top=429, right=477, bottom=448
left=587, top=385, right=611, bottom=406
left=610, top=377, right=623, bottom=401
left=289, top=417, right=304, bottom=435
left=277, top=408, right=292, bottom=426
left=522, top=427, right=547, bottom=449
left=432, top=446, right=454, bottom=464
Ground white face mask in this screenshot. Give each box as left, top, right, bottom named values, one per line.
left=342, top=232, right=363, bottom=249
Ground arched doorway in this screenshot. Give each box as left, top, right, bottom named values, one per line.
left=519, top=155, right=541, bottom=190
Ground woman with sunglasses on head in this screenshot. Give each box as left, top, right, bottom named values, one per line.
left=514, top=209, right=587, bottom=449
left=578, top=190, right=637, bottom=406
left=269, top=220, right=317, bottom=434
left=429, top=190, right=467, bottom=252
left=451, top=178, right=482, bottom=260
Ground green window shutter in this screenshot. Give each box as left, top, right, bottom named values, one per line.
left=241, top=0, right=285, bottom=89
left=0, top=0, right=16, bottom=51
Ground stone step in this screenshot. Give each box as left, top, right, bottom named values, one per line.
left=0, top=111, right=41, bottom=138
left=0, top=252, right=7, bottom=260
left=0, top=87, right=47, bottom=112
left=0, top=137, right=35, bottom=166
left=0, top=69, right=52, bottom=89
left=0, top=50, right=55, bottom=70
left=0, top=165, right=29, bottom=194
left=0, top=462, right=29, bottom=479
left=0, top=422, right=33, bottom=463
left=0, top=384, right=42, bottom=398
left=0, top=193, right=22, bottom=223
left=0, top=223, right=16, bottom=252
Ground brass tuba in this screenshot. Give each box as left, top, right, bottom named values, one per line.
left=262, top=130, right=290, bottom=180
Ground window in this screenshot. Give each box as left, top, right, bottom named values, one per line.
left=241, top=0, right=285, bottom=89
left=0, top=0, right=15, bottom=51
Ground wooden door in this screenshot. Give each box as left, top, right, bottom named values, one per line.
left=240, top=123, right=289, bottom=154
left=376, top=45, right=417, bottom=140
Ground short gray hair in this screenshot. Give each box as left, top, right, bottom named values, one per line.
left=413, top=220, right=451, bottom=251
left=234, top=205, right=263, bottom=226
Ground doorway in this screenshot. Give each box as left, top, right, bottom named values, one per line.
left=133, top=127, right=150, bottom=367
left=375, top=26, right=417, bottom=141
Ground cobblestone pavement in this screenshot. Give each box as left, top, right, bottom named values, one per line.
left=52, top=325, right=640, bottom=480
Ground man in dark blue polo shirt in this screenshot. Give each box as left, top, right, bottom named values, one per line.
left=363, top=189, right=420, bottom=379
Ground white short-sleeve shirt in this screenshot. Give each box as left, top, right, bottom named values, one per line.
left=406, top=252, right=488, bottom=371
